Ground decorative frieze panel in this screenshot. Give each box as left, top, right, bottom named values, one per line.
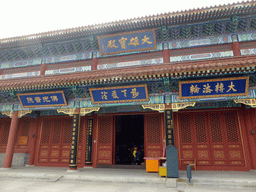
left=43, top=52, right=92, bottom=64
left=170, top=51, right=233, bottom=63
left=238, top=32, right=256, bottom=42
left=168, top=35, right=232, bottom=49
left=0, top=58, right=41, bottom=69
left=97, top=58, right=163, bottom=70
left=45, top=66, right=91, bottom=75
left=240, top=48, right=256, bottom=56
left=0, top=71, right=40, bottom=80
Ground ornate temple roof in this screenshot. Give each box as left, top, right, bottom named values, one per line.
left=1, top=55, right=255, bottom=92
left=0, top=1, right=256, bottom=46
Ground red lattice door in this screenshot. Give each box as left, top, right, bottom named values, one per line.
left=144, top=114, right=162, bottom=157
left=178, top=110, right=245, bottom=170
left=209, top=111, right=245, bottom=166
left=0, top=118, right=11, bottom=152
left=37, top=117, right=73, bottom=166
left=97, top=116, right=114, bottom=164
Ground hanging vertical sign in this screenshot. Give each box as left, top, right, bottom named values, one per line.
left=86, top=119, right=93, bottom=165
left=165, top=109, right=174, bottom=146
left=69, top=113, right=80, bottom=169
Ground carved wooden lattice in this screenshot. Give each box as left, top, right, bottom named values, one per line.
left=179, top=113, right=192, bottom=143
left=41, top=119, right=51, bottom=144
left=209, top=113, right=223, bottom=143
left=0, top=120, right=11, bottom=148
left=98, top=117, right=112, bottom=144
left=225, top=112, right=239, bottom=143
left=52, top=119, right=61, bottom=144
left=195, top=113, right=207, bottom=143
left=146, top=116, right=161, bottom=144
left=145, top=114, right=162, bottom=158
left=63, top=119, right=72, bottom=144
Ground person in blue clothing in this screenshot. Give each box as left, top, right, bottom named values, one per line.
left=133, top=147, right=143, bottom=165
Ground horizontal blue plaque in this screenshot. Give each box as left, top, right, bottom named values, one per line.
left=179, top=77, right=249, bottom=99
left=18, top=91, right=67, bottom=108
left=89, top=85, right=148, bottom=104
left=98, top=29, right=156, bottom=55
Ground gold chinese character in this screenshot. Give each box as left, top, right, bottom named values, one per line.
left=128, top=36, right=139, bottom=47
left=112, top=90, right=119, bottom=99
left=26, top=97, right=34, bottom=103
left=107, top=40, right=118, bottom=48
left=121, top=89, right=127, bottom=97
left=215, top=83, right=225, bottom=93
left=101, top=91, right=108, bottom=100
left=42, top=96, right=51, bottom=102
left=142, top=35, right=152, bottom=44
left=34, top=97, right=41, bottom=103
left=119, top=37, right=128, bottom=49
left=131, top=88, right=139, bottom=98
left=227, top=81, right=237, bottom=92
left=51, top=96, right=58, bottom=102
left=203, top=83, right=213, bottom=93
left=190, top=85, right=200, bottom=94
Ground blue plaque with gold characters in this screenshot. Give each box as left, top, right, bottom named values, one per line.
left=179, top=77, right=249, bottom=99
left=17, top=91, right=67, bottom=108
left=89, top=85, right=148, bottom=104
left=98, top=29, right=156, bottom=55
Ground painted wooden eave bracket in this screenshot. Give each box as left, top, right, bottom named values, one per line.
left=57, top=108, right=75, bottom=116
left=142, top=104, right=165, bottom=112
left=142, top=102, right=196, bottom=112
left=80, top=107, right=100, bottom=116
left=171, top=102, right=196, bottom=112
left=234, top=99, right=256, bottom=107
left=1, top=110, right=32, bottom=118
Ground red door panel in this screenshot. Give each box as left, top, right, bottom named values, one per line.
left=178, top=110, right=245, bottom=170
left=144, top=114, right=162, bottom=158
left=97, top=116, right=114, bottom=164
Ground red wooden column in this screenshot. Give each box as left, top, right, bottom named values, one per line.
left=27, top=117, right=40, bottom=165
left=40, top=63, right=47, bottom=76
left=162, top=43, right=170, bottom=64
left=91, top=52, right=98, bottom=71
left=232, top=35, right=241, bottom=56
left=3, top=111, right=19, bottom=168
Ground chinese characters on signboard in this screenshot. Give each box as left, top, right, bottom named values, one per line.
left=18, top=91, right=67, bottom=108
left=97, top=29, right=156, bottom=55
left=179, top=77, right=249, bottom=99
left=89, top=85, right=148, bottom=104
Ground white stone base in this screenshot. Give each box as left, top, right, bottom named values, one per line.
left=166, top=178, right=177, bottom=188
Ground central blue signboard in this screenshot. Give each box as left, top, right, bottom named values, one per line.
left=97, top=29, right=156, bottom=55
left=18, top=91, right=67, bottom=108
left=89, top=85, right=148, bottom=104
left=179, top=77, right=249, bottom=99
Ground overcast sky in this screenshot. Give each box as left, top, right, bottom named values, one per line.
left=0, top=0, right=243, bottom=39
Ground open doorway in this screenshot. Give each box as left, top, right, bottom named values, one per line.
left=115, top=115, right=144, bottom=165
